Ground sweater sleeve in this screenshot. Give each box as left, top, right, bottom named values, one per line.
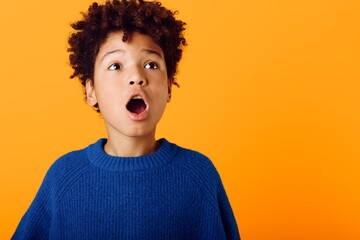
left=12, top=164, right=56, bottom=240
left=175, top=148, right=241, bottom=239
left=202, top=158, right=240, bottom=240
left=216, top=178, right=241, bottom=240
left=196, top=198, right=240, bottom=240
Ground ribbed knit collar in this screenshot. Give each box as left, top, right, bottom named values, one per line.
left=86, top=138, right=177, bottom=172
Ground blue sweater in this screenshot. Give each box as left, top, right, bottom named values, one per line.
left=13, top=139, right=240, bottom=239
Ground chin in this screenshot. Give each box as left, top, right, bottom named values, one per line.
left=123, top=127, right=156, bottom=138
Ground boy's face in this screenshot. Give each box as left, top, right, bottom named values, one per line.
left=86, top=31, right=170, bottom=139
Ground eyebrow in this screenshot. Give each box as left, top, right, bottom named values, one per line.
left=142, top=49, right=163, bottom=59
left=100, top=49, right=124, bottom=62
left=100, top=48, right=164, bottom=63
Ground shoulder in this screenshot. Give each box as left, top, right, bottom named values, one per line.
left=49, top=138, right=106, bottom=172
left=174, top=143, right=220, bottom=178
left=170, top=142, right=223, bottom=202
left=41, top=142, right=95, bottom=195
left=48, top=147, right=89, bottom=177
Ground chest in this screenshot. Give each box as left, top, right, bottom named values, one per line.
left=51, top=170, right=203, bottom=239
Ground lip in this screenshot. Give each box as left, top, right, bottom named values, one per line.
left=126, top=91, right=149, bottom=121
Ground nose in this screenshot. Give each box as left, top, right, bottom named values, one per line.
left=128, top=66, right=147, bottom=87
left=129, top=80, right=145, bottom=86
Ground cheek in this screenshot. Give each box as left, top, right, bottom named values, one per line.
left=154, top=88, right=170, bottom=112
left=155, top=83, right=169, bottom=100
left=95, top=84, right=126, bottom=111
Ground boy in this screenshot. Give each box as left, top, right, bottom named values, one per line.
left=13, top=0, right=240, bottom=239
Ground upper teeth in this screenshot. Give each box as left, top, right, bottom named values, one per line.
left=133, top=96, right=142, bottom=99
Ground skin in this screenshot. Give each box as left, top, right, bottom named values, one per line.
left=86, top=31, right=171, bottom=157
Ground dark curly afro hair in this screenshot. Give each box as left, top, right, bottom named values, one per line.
left=68, top=0, right=187, bottom=108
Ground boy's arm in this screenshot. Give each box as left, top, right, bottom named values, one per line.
left=199, top=155, right=240, bottom=239
left=177, top=150, right=240, bottom=239
left=12, top=167, right=55, bottom=240
left=216, top=179, right=241, bottom=240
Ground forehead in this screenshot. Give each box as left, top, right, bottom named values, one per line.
left=97, top=31, right=164, bottom=59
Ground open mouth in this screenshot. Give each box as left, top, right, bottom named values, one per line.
left=126, top=96, right=147, bottom=114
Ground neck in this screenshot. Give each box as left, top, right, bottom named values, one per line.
left=104, top=133, right=159, bottom=157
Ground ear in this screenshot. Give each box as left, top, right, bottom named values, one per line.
left=85, top=79, right=98, bottom=106
left=167, top=79, right=172, bottom=103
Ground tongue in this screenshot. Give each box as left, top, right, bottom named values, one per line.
left=127, top=99, right=146, bottom=114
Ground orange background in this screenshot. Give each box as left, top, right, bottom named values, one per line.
left=1, top=0, right=360, bottom=239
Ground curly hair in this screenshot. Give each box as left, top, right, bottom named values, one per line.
left=68, top=0, right=187, bottom=109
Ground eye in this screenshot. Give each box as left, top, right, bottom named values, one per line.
left=144, top=62, right=159, bottom=69
left=108, top=63, right=121, bottom=71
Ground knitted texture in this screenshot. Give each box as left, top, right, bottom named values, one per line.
left=13, top=139, right=240, bottom=240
